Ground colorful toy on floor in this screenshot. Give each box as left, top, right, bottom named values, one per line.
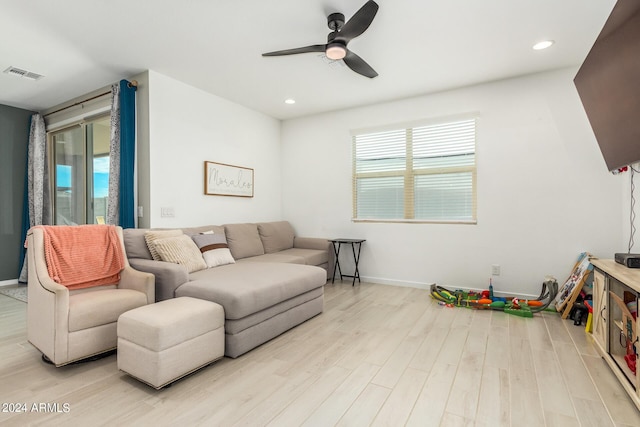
left=584, top=300, right=593, bottom=333
left=430, top=276, right=558, bottom=318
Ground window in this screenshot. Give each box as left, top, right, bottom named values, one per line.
left=352, top=117, right=477, bottom=223
left=50, top=115, right=111, bottom=225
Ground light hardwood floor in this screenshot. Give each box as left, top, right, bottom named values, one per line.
left=1, top=281, right=639, bottom=426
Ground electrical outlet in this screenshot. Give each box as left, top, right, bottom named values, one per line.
left=491, top=264, right=501, bottom=276
left=137, top=206, right=143, bottom=218
left=160, top=207, right=175, bottom=218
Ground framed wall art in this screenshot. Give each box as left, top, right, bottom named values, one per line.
left=204, top=161, right=254, bottom=197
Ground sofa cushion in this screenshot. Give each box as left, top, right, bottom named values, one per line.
left=223, top=223, right=265, bottom=260
left=69, top=289, right=148, bottom=332
left=144, top=230, right=183, bottom=261
left=278, top=248, right=329, bottom=266
left=123, top=228, right=153, bottom=260
left=257, top=221, right=295, bottom=253
left=236, top=253, right=305, bottom=265
left=237, top=249, right=327, bottom=267
left=178, top=262, right=326, bottom=319
left=153, top=235, right=207, bottom=273
left=191, top=231, right=235, bottom=268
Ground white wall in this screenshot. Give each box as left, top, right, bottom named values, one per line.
left=281, top=68, right=625, bottom=297
left=147, top=70, right=282, bottom=227
left=622, top=163, right=640, bottom=254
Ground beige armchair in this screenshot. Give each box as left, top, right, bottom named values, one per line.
left=27, top=226, right=154, bottom=367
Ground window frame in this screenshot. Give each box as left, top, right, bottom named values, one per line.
left=351, top=114, right=478, bottom=225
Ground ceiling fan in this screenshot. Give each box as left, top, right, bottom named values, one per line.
left=262, top=1, right=379, bottom=78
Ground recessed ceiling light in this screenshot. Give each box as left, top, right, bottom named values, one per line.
left=532, top=40, right=555, bottom=50
left=284, top=99, right=296, bottom=105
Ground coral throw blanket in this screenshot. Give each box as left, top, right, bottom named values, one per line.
left=36, top=225, right=125, bottom=290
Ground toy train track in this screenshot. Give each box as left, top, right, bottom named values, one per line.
left=430, top=277, right=558, bottom=318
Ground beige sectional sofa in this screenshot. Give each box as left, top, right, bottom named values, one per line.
left=123, top=221, right=331, bottom=357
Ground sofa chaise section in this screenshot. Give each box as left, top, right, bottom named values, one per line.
left=177, top=262, right=326, bottom=357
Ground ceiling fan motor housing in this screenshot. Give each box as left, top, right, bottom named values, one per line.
left=327, top=31, right=343, bottom=44
left=327, top=13, right=345, bottom=31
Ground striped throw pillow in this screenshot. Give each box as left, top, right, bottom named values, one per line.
left=191, top=231, right=235, bottom=268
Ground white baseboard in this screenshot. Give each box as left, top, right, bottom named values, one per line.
left=0, top=279, right=19, bottom=288
left=359, top=275, right=541, bottom=300
left=359, top=276, right=433, bottom=290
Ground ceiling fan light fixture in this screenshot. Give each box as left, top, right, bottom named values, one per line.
left=326, top=43, right=347, bottom=60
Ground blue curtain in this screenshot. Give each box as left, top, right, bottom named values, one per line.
left=118, top=80, right=136, bottom=229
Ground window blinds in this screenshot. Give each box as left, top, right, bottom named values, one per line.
left=353, top=117, right=476, bottom=222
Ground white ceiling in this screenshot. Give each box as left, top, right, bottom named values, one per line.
left=0, top=0, right=615, bottom=120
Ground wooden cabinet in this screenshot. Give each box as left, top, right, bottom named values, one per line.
left=592, top=268, right=607, bottom=349
left=591, top=259, right=640, bottom=411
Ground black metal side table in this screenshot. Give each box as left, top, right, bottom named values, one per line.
left=330, top=239, right=365, bottom=286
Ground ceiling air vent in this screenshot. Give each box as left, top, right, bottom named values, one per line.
left=3, top=66, right=44, bottom=81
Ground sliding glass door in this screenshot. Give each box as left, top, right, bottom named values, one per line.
left=51, top=115, right=110, bottom=225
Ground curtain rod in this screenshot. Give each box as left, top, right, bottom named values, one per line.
left=43, top=80, right=138, bottom=118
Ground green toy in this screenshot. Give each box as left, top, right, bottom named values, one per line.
left=430, top=277, right=558, bottom=318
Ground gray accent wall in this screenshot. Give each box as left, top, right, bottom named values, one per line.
left=0, top=104, right=34, bottom=281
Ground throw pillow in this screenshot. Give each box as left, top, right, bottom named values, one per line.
left=191, top=231, right=235, bottom=268
left=152, top=234, right=207, bottom=273
left=144, top=229, right=183, bottom=261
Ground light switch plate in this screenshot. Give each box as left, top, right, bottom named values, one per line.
left=160, top=207, right=175, bottom=218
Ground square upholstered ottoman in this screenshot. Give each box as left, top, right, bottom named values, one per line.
left=117, top=296, right=224, bottom=389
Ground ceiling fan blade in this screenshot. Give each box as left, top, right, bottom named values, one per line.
left=335, top=1, right=379, bottom=44
left=262, top=45, right=325, bottom=56
left=343, top=50, right=378, bottom=78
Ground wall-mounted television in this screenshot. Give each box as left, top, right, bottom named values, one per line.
left=574, top=0, right=640, bottom=172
